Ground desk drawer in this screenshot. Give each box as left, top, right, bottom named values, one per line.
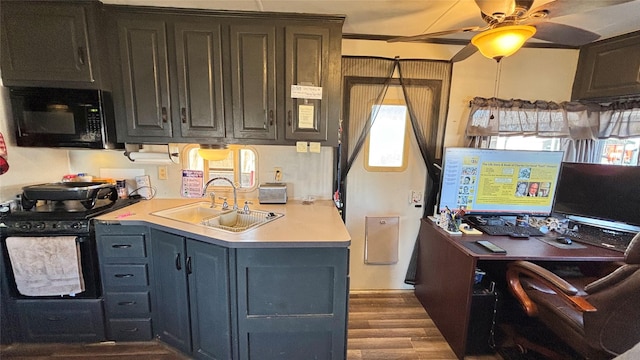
left=103, top=264, right=148, bottom=288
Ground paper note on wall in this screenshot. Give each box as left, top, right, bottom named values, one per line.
left=181, top=170, right=204, bottom=198
left=291, top=85, right=322, bottom=99
left=298, top=104, right=315, bottom=129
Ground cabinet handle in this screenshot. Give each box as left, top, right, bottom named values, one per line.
left=121, top=327, right=139, bottom=333
left=176, top=253, right=182, bottom=270
left=117, top=301, right=137, bottom=306
left=77, top=47, right=85, bottom=65
left=46, top=316, right=65, bottom=321
left=186, top=256, right=192, bottom=275
left=161, top=107, right=168, bottom=123
left=112, top=244, right=132, bottom=249
left=181, top=107, right=187, bottom=124
left=287, top=110, right=292, bottom=126
left=269, top=110, right=274, bottom=126
left=114, top=274, right=134, bottom=278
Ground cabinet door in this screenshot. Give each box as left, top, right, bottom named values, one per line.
left=0, top=2, right=94, bottom=83
left=572, top=31, right=640, bottom=100
left=175, top=22, right=226, bottom=139
left=187, top=239, right=232, bottom=360
left=117, top=18, right=172, bottom=138
left=151, top=230, right=191, bottom=354
left=236, top=247, right=349, bottom=360
left=284, top=26, right=331, bottom=142
left=230, top=24, right=277, bottom=140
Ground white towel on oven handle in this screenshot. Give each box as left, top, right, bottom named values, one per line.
left=5, top=236, right=85, bottom=297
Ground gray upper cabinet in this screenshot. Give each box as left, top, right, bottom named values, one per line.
left=230, top=24, right=278, bottom=141
left=572, top=31, right=640, bottom=101
left=107, top=5, right=343, bottom=146
left=175, top=22, right=226, bottom=139
left=115, top=18, right=173, bottom=139
left=108, top=8, right=227, bottom=144
left=0, top=0, right=106, bottom=88
left=284, top=25, right=334, bottom=143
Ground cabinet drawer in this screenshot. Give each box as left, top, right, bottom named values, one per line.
left=105, top=292, right=150, bottom=315
left=100, top=235, right=146, bottom=258
left=16, top=299, right=105, bottom=343
left=108, top=318, right=153, bottom=341
left=103, top=264, right=148, bottom=288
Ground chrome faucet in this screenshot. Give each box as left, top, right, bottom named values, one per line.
left=201, top=177, right=238, bottom=210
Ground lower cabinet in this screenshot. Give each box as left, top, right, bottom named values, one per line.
left=151, top=229, right=232, bottom=360
left=96, top=223, right=154, bottom=342
left=97, top=224, right=349, bottom=359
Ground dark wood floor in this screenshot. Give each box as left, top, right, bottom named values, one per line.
left=1, top=291, right=502, bottom=360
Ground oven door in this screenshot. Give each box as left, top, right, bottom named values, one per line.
left=1, top=233, right=101, bottom=299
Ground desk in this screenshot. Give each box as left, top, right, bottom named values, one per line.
left=414, top=219, right=625, bottom=359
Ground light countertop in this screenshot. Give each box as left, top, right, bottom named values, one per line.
left=95, top=198, right=351, bottom=248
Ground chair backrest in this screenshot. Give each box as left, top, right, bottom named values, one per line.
left=624, top=232, right=640, bottom=264
left=583, top=235, right=640, bottom=356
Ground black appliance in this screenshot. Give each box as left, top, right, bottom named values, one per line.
left=9, top=87, right=123, bottom=149
left=0, top=183, right=138, bottom=299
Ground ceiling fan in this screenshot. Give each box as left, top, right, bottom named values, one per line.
left=387, top=0, right=634, bottom=62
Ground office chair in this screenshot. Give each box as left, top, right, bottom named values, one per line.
left=506, top=232, right=640, bottom=359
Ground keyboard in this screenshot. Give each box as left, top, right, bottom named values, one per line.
left=565, top=224, right=635, bottom=253
left=473, top=224, right=545, bottom=237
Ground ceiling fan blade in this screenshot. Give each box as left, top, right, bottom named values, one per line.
left=387, top=26, right=484, bottom=43
left=532, top=22, right=601, bottom=46
left=528, top=0, right=635, bottom=19
left=451, top=43, right=478, bottom=62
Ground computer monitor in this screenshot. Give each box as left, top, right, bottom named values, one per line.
left=438, top=148, right=564, bottom=216
left=553, top=162, right=640, bottom=229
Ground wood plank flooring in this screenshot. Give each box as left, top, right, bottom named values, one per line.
left=1, top=291, right=503, bottom=360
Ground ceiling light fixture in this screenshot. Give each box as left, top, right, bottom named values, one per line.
left=471, top=25, right=536, bottom=62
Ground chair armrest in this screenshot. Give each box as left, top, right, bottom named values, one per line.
left=507, top=260, right=597, bottom=317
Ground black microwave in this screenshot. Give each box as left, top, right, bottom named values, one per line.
left=9, top=87, right=123, bottom=149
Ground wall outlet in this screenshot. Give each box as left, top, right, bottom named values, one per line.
left=158, top=165, right=168, bottom=180
left=274, top=167, right=283, bottom=182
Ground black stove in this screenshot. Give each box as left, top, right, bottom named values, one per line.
left=2, top=198, right=140, bottom=235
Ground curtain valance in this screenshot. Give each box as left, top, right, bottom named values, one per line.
left=466, top=97, right=640, bottom=139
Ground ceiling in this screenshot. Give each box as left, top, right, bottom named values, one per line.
left=102, top=0, right=640, bottom=48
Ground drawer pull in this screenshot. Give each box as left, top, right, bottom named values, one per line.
left=47, top=316, right=65, bottom=321
left=115, top=274, right=134, bottom=278
left=112, top=244, right=132, bottom=249
left=117, top=301, right=137, bottom=306
left=121, top=327, right=139, bottom=333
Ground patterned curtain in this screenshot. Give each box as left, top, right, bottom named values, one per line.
left=466, top=97, right=640, bottom=140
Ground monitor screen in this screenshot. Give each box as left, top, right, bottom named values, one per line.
left=438, top=148, right=564, bottom=216
left=553, top=162, right=640, bottom=228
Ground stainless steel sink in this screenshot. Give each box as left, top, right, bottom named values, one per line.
left=151, top=202, right=283, bottom=233
left=201, top=209, right=284, bottom=233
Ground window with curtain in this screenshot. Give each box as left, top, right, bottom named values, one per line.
left=468, top=97, right=640, bottom=165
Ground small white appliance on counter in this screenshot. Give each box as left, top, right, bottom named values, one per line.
left=258, top=183, right=287, bottom=204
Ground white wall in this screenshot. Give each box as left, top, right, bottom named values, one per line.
left=67, top=144, right=334, bottom=202
left=341, top=39, right=579, bottom=289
